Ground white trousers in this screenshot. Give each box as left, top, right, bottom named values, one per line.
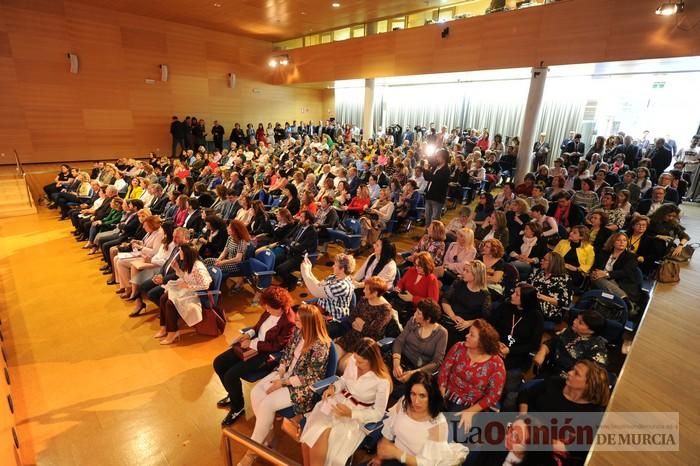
left=250, top=372, right=293, bottom=443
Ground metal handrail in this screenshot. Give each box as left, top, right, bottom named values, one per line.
left=11, top=149, right=34, bottom=208
left=221, top=427, right=301, bottom=466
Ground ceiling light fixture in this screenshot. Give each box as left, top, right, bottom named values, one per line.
left=213, top=2, right=222, bottom=7
left=332, top=3, right=341, bottom=7
left=655, top=1, right=684, bottom=16
left=268, top=54, right=290, bottom=68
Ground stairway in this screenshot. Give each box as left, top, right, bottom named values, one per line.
left=0, top=178, right=37, bottom=218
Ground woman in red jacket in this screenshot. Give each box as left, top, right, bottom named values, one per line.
left=343, top=184, right=371, bottom=216
left=213, top=286, right=295, bottom=426
left=394, top=252, right=440, bottom=324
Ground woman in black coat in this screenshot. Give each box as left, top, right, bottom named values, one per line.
left=590, top=232, right=642, bottom=305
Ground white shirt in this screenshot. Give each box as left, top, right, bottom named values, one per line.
left=354, top=257, right=397, bottom=288
left=114, top=178, right=127, bottom=192
left=250, top=315, right=280, bottom=351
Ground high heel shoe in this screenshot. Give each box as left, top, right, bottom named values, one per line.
left=82, top=243, right=93, bottom=249
left=153, top=329, right=167, bottom=339
left=236, top=451, right=257, bottom=466
left=129, top=302, right=146, bottom=317
left=159, top=332, right=180, bottom=345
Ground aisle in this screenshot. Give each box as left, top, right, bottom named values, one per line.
left=0, top=210, right=257, bottom=465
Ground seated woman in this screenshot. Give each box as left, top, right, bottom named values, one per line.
left=279, top=184, right=300, bottom=216
left=313, top=195, right=340, bottom=250
left=248, top=200, right=272, bottom=236
left=476, top=211, right=509, bottom=251
left=234, top=195, right=254, bottom=227
left=113, top=215, right=165, bottom=299
left=392, top=252, right=440, bottom=324
left=648, top=203, right=691, bottom=262
left=473, top=192, right=495, bottom=229
left=488, top=284, right=544, bottom=411
left=368, top=372, right=468, bottom=466
left=532, top=358, right=611, bottom=412
left=336, top=277, right=393, bottom=372
left=590, top=232, right=642, bottom=307
left=478, top=238, right=507, bottom=298
left=530, top=252, right=571, bottom=323
left=532, top=310, right=608, bottom=379
left=333, top=180, right=351, bottom=208
left=238, top=304, right=331, bottom=466
left=359, top=187, right=395, bottom=248
left=553, top=225, right=595, bottom=289
left=435, top=227, right=477, bottom=283
left=127, top=224, right=176, bottom=317
left=518, top=360, right=610, bottom=464
left=84, top=197, right=124, bottom=249
left=441, top=260, right=491, bottom=348
left=505, top=198, right=531, bottom=250
left=173, top=194, right=189, bottom=227
left=507, top=221, right=547, bottom=279
left=391, top=300, right=448, bottom=384
left=257, top=208, right=295, bottom=247
left=529, top=204, right=561, bottom=245
left=342, top=183, right=371, bottom=216
left=353, top=238, right=398, bottom=290
left=300, top=253, right=356, bottom=337
left=438, top=319, right=506, bottom=429
left=196, top=215, right=228, bottom=259
left=295, top=191, right=318, bottom=221
left=573, top=178, right=599, bottom=212
left=626, top=214, right=656, bottom=275
left=155, top=244, right=213, bottom=345
left=445, top=206, right=476, bottom=243
left=596, top=190, right=625, bottom=231
left=301, top=338, right=391, bottom=466
left=213, top=286, right=295, bottom=426
left=203, top=219, right=250, bottom=290
left=406, top=220, right=446, bottom=267
left=586, top=209, right=612, bottom=251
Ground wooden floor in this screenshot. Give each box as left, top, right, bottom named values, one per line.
left=1, top=205, right=698, bottom=466
left=0, top=208, right=419, bottom=465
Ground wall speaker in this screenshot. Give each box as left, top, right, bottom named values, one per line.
left=67, top=53, right=79, bottom=74
left=160, top=64, right=169, bottom=82
left=441, top=27, right=450, bottom=38
left=228, top=73, right=236, bottom=89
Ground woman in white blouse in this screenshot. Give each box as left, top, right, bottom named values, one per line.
left=301, top=338, right=392, bottom=466
left=128, top=224, right=176, bottom=317
left=353, top=238, right=398, bottom=290
left=369, top=371, right=467, bottom=466
left=154, top=244, right=212, bottom=345
left=113, top=215, right=165, bottom=299
left=435, top=228, right=477, bottom=280
left=234, top=195, right=254, bottom=227
left=359, top=187, right=395, bottom=247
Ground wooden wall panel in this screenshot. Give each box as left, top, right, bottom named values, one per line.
left=0, top=1, right=325, bottom=165
left=280, top=0, right=700, bottom=84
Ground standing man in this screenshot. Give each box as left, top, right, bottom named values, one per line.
left=170, top=116, right=185, bottom=158
left=648, top=138, right=673, bottom=183
left=211, top=120, right=225, bottom=151
left=423, top=148, right=451, bottom=225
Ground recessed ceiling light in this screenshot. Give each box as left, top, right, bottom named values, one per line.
left=213, top=2, right=222, bottom=7
left=332, top=3, right=341, bottom=7
left=301, top=11, right=306, bottom=15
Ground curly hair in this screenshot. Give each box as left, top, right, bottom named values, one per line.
left=471, top=318, right=501, bottom=355
left=259, top=286, right=293, bottom=312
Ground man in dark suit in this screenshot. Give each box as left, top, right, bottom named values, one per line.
left=347, top=166, right=361, bottom=197
left=148, top=184, right=168, bottom=215
left=564, top=133, right=585, bottom=160
left=637, top=187, right=670, bottom=216
left=170, top=116, right=185, bottom=158
left=613, top=170, right=642, bottom=208
left=229, top=123, right=245, bottom=147
left=183, top=197, right=204, bottom=234
left=274, top=212, right=318, bottom=291
left=613, top=135, right=641, bottom=169
left=641, top=173, right=680, bottom=204
left=648, top=138, right=673, bottom=183
left=211, top=120, right=225, bottom=151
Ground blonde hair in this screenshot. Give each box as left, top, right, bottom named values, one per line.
left=458, top=228, right=475, bottom=248
left=577, top=360, right=611, bottom=407
left=464, top=259, right=488, bottom=291
left=429, top=220, right=447, bottom=241
left=297, top=304, right=331, bottom=353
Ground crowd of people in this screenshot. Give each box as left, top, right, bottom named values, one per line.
left=41, top=118, right=696, bottom=466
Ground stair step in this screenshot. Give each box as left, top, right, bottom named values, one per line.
left=0, top=206, right=36, bottom=218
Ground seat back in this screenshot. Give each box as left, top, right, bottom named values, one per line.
left=201, top=266, right=223, bottom=306
left=569, top=289, right=628, bottom=345
left=250, top=249, right=276, bottom=288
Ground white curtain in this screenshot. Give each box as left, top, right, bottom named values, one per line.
left=377, top=83, right=466, bottom=132
left=334, top=85, right=364, bottom=127
left=461, top=80, right=529, bottom=140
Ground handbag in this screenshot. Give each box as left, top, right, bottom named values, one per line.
left=195, top=292, right=227, bottom=337
left=657, top=260, right=680, bottom=284
left=230, top=342, right=258, bottom=361
left=665, top=242, right=697, bottom=263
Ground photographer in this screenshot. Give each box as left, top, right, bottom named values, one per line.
left=423, top=148, right=451, bottom=224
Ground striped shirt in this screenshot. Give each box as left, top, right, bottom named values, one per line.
left=318, top=275, right=354, bottom=321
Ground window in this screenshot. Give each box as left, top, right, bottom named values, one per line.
left=333, top=27, right=351, bottom=41
left=408, top=10, right=435, bottom=28
left=391, top=17, right=407, bottom=31
left=376, top=20, right=388, bottom=34
left=320, top=32, right=332, bottom=44
left=304, top=34, right=320, bottom=47
left=352, top=25, right=365, bottom=38
left=275, top=38, right=303, bottom=50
